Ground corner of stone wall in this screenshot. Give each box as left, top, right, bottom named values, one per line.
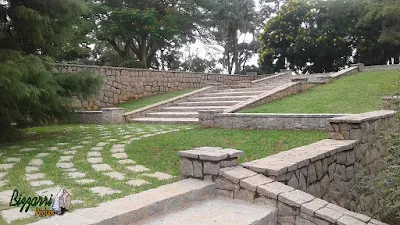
left=101, top=107, right=125, bottom=124
left=198, top=110, right=223, bottom=127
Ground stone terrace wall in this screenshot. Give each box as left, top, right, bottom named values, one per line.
left=199, top=111, right=348, bottom=131
left=74, top=108, right=125, bottom=124
left=361, top=64, right=400, bottom=72
left=54, top=64, right=268, bottom=110
left=179, top=147, right=387, bottom=225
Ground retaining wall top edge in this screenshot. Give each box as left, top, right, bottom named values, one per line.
left=219, top=113, right=350, bottom=118
left=328, top=110, right=397, bottom=123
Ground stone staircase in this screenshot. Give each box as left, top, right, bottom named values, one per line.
left=128, top=75, right=291, bottom=124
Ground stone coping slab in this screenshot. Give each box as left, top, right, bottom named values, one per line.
left=251, top=72, right=287, bottom=84
left=329, top=110, right=396, bottom=123
left=242, top=139, right=358, bottom=176
left=179, top=147, right=243, bottom=161
left=28, top=179, right=215, bottom=225
left=216, top=113, right=349, bottom=118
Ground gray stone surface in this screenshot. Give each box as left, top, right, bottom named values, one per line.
left=203, top=162, right=220, bottom=175
left=142, top=172, right=174, bottom=180
left=20, top=148, right=36, bottom=152
left=91, top=147, right=103, bottom=151
left=59, top=156, right=74, bottom=162
left=96, top=142, right=109, bottom=147
left=0, top=190, right=13, bottom=204
left=87, top=157, right=103, bottom=164
left=240, top=174, right=274, bottom=192
left=30, top=180, right=54, bottom=187
left=76, top=179, right=96, bottom=185
left=301, top=198, right=329, bottom=216
left=111, top=148, right=125, bottom=153
left=0, top=207, right=35, bottom=224
left=92, top=164, right=113, bottom=171
left=36, top=153, right=50, bottom=157
left=5, top=157, right=20, bottom=163
left=0, top=164, right=14, bottom=170
left=104, top=172, right=125, bottom=180
left=89, top=186, right=121, bottom=196
left=118, top=159, right=135, bottom=164
left=257, top=182, right=295, bottom=199
left=25, top=166, right=39, bottom=173
left=28, top=159, right=43, bottom=166
left=36, top=186, right=62, bottom=196
left=142, top=198, right=276, bottom=225
left=278, top=190, right=315, bottom=207
left=68, top=172, right=86, bottom=179
left=87, top=152, right=101, bottom=157
left=0, top=172, right=7, bottom=179
left=62, top=150, right=77, bottom=155
left=0, top=180, right=8, bottom=187
left=315, top=207, right=344, bottom=223
left=126, top=179, right=150, bottom=187
left=56, top=162, right=74, bottom=169
left=25, top=173, right=45, bottom=181
left=126, top=165, right=150, bottom=173
left=112, top=153, right=128, bottom=159
left=337, top=215, right=366, bottom=225
left=222, top=166, right=257, bottom=184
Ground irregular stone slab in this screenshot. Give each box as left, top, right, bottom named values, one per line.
left=62, top=150, right=77, bottom=155
left=108, top=139, right=118, bottom=142
left=0, top=207, right=35, bottom=224
left=91, top=147, right=103, bottom=151
left=92, top=164, right=112, bottom=172
left=278, top=190, right=315, bottom=207
left=104, top=172, right=125, bottom=180
left=20, top=148, right=36, bottom=152
left=5, top=157, right=20, bottom=163
left=36, top=186, right=62, bottom=196
left=222, top=167, right=257, bottom=184
left=57, top=143, right=69, bottom=146
left=0, top=163, right=14, bottom=171
left=48, top=147, right=58, bottom=151
left=96, top=142, right=109, bottom=147
left=87, top=157, right=103, bottom=164
left=240, top=174, right=274, bottom=192
left=36, top=153, right=50, bottom=157
left=81, top=141, right=91, bottom=144
left=68, top=172, right=86, bottom=179
left=70, top=146, right=83, bottom=150
left=65, top=168, right=77, bottom=172
left=112, top=153, right=128, bottom=159
left=87, top=152, right=101, bottom=157
left=25, top=173, right=45, bottom=181
left=59, top=156, right=74, bottom=162
left=56, top=162, right=74, bottom=169
left=257, top=182, right=295, bottom=199
left=0, top=172, right=7, bottom=179
left=110, top=148, right=125, bottom=153
left=0, top=190, right=13, bottom=204
left=76, top=179, right=96, bottom=185
left=72, top=200, right=84, bottom=205
left=30, top=180, right=54, bottom=187
left=28, top=159, right=43, bottom=166
left=118, top=159, right=135, bottom=165
left=126, top=179, right=150, bottom=187
left=89, top=186, right=121, bottom=196
left=0, top=180, right=8, bottom=187
left=126, top=165, right=150, bottom=173
left=25, top=166, right=39, bottom=173
left=142, top=172, right=175, bottom=180
left=112, top=144, right=125, bottom=149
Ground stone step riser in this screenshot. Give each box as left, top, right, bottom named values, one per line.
left=200, top=91, right=265, bottom=97
left=210, top=88, right=269, bottom=93
left=162, top=107, right=229, bottom=112
left=129, top=118, right=199, bottom=124
left=146, top=112, right=199, bottom=118
left=177, top=101, right=241, bottom=107
left=186, top=96, right=255, bottom=102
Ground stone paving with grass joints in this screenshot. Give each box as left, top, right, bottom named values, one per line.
left=0, top=124, right=190, bottom=224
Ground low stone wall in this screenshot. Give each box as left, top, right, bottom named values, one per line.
left=179, top=145, right=387, bottom=225
left=199, top=112, right=348, bottom=131
left=54, top=64, right=269, bottom=110
left=361, top=64, right=400, bottom=72
left=382, top=96, right=400, bottom=110
left=74, top=108, right=125, bottom=124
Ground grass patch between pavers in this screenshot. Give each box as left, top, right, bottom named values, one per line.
left=126, top=126, right=327, bottom=176
left=118, top=88, right=197, bottom=112
left=242, top=70, right=400, bottom=114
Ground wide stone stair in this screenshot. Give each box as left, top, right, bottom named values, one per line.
left=128, top=75, right=290, bottom=124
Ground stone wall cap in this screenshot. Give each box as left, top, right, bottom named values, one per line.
left=179, top=147, right=244, bottom=161
left=101, top=107, right=124, bottom=111
left=329, top=110, right=397, bottom=123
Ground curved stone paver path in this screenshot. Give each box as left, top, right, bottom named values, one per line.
left=0, top=124, right=190, bottom=224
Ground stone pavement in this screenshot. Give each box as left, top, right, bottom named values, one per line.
left=0, top=124, right=189, bottom=224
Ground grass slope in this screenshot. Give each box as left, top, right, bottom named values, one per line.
left=242, top=71, right=400, bottom=114
left=118, top=88, right=196, bottom=112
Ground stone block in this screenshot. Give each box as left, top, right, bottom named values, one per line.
left=234, top=188, right=255, bottom=202
left=337, top=215, right=366, bottom=225
left=240, top=174, right=274, bottom=192
left=300, top=198, right=329, bottom=216
left=203, top=162, right=220, bottom=175
left=222, top=166, right=257, bottom=184
left=278, top=190, right=315, bottom=208
left=193, top=160, right=203, bottom=178
left=295, top=216, right=317, bottom=225
left=180, top=158, right=194, bottom=177
left=215, top=177, right=234, bottom=190
left=315, top=206, right=344, bottom=223
left=257, top=182, right=294, bottom=200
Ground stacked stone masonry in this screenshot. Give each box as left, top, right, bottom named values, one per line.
left=75, top=108, right=125, bottom=124
left=54, top=64, right=268, bottom=110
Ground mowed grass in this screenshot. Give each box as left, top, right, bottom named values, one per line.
left=242, top=70, right=400, bottom=114
left=118, top=88, right=196, bottom=112
left=126, top=127, right=327, bottom=176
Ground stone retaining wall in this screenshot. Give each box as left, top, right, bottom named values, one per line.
left=74, top=108, right=125, bottom=124
left=199, top=112, right=348, bottom=131
left=382, top=96, right=400, bottom=110
left=361, top=64, right=400, bottom=72
left=54, top=64, right=269, bottom=110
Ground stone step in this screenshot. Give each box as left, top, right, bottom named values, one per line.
left=129, top=117, right=199, bottom=124
left=201, top=91, right=265, bottom=97
left=187, top=96, right=256, bottom=102
left=210, top=87, right=269, bottom=93
left=146, top=112, right=199, bottom=118
left=141, top=198, right=277, bottom=225
left=162, top=106, right=230, bottom=112
left=28, top=179, right=215, bottom=225
left=176, top=101, right=242, bottom=107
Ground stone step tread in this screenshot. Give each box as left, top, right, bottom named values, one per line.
left=201, top=91, right=266, bottom=96
left=28, top=179, right=215, bottom=225
left=162, top=106, right=230, bottom=112
left=188, top=96, right=256, bottom=101
left=142, top=198, right=276, bottom=225
left=176, top=101, right=242, bottom=106
left=146, top=112, right=199, bottom=118
left=210, top=88, right=270, bottom=93
left=129, top=117, right=199, bottom=124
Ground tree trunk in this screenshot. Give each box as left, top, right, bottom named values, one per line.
left=232, top=29, right=240, bottom=74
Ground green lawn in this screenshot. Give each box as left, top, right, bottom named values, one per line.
left=0, top=124, right=326, bottom=225
left=242, top=70, right=400, bottom=114
left=118, top=88, right=196, bottom=112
